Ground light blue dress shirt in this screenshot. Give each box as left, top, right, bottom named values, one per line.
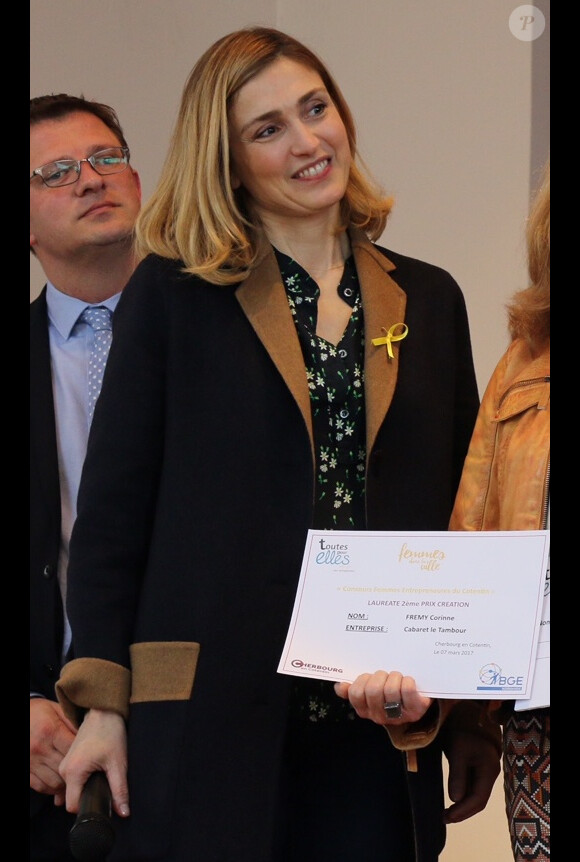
left=46, top=282, right=121, bottom=662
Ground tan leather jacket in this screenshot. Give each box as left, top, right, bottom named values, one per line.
left=450, top=338, right=550, bottom=532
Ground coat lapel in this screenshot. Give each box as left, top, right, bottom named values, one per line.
left=351, top=229, right=407, bottom=460
left=235, top=239, right=315, bottom=462
left=30, top=288, right=61, bottom=514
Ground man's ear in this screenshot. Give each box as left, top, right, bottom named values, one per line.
left=131, top=168, right=143, bottom=201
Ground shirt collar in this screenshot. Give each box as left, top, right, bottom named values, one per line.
left=273, top=247, right=358, bottom=308
left=46, top=281, right=121, bottom=340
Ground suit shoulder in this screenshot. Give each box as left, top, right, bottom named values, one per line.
left=30, top=286, right=48, bottom=317
left=374, top=245, right=462, bottom=294
left=125, top=254, right=204, bottom=298
left=130, top=253, right=188, bottom=282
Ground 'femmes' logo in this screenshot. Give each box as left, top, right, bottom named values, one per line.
left=398, top=542, right=445, bottom=572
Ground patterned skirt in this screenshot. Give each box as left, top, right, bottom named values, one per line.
left=503, top=708, right=550, bottom=860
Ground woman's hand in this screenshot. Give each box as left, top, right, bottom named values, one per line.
left=59, top=708, right=130, bottom=818
left=334, top=670, right=432, bottom=725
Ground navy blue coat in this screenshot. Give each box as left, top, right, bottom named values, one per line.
left=63, top=230, right=481, bottom=861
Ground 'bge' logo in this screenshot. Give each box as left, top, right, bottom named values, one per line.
left=479, top=663, right=502, bottom=685
left=478, top=662, right=524, bottom=690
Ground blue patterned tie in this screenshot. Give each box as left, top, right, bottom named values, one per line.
left=79, top=306, right=113, bottom=422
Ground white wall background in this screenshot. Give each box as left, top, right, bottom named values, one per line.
left=31, top=3, right=550, bottom=859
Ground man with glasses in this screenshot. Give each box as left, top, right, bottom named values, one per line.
left=30, top=93, right=141, bottom=860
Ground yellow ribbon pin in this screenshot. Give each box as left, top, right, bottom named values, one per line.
left=371, top=323, right=409, bottom=359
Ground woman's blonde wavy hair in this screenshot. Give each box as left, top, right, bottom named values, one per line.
left=507, top=160, right=550, bottom=353
left=135, top=27, right=394, bottom=285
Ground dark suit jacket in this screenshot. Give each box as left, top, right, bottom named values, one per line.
left=30, top=288, right=77, bottom=851
left=62, top=229, right=481, bottom=861
left=30, top=288, right=64, bottom=701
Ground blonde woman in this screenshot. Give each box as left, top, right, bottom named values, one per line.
left=58, top=28, right=500, bottom=861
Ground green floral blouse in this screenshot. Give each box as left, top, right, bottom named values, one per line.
left=274, top=247, right=366, bottom=722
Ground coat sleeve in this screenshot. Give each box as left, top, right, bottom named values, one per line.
left=383, top=698, right=501, bottom=762
left=56, top=658, right=131, bottom=725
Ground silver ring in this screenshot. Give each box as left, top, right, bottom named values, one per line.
left=383, top=701, right=402, bottom=719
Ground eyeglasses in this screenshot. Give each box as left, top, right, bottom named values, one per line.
left=30, top=146, right=130, bottom=188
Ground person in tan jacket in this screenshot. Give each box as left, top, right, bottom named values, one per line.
left=449, top=161, right=550, bottom=861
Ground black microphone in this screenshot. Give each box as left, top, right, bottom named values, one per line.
left=69, top=771, right=115, bottom=861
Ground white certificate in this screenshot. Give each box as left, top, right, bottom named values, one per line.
left=278, top=530, right=550, bottom=699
